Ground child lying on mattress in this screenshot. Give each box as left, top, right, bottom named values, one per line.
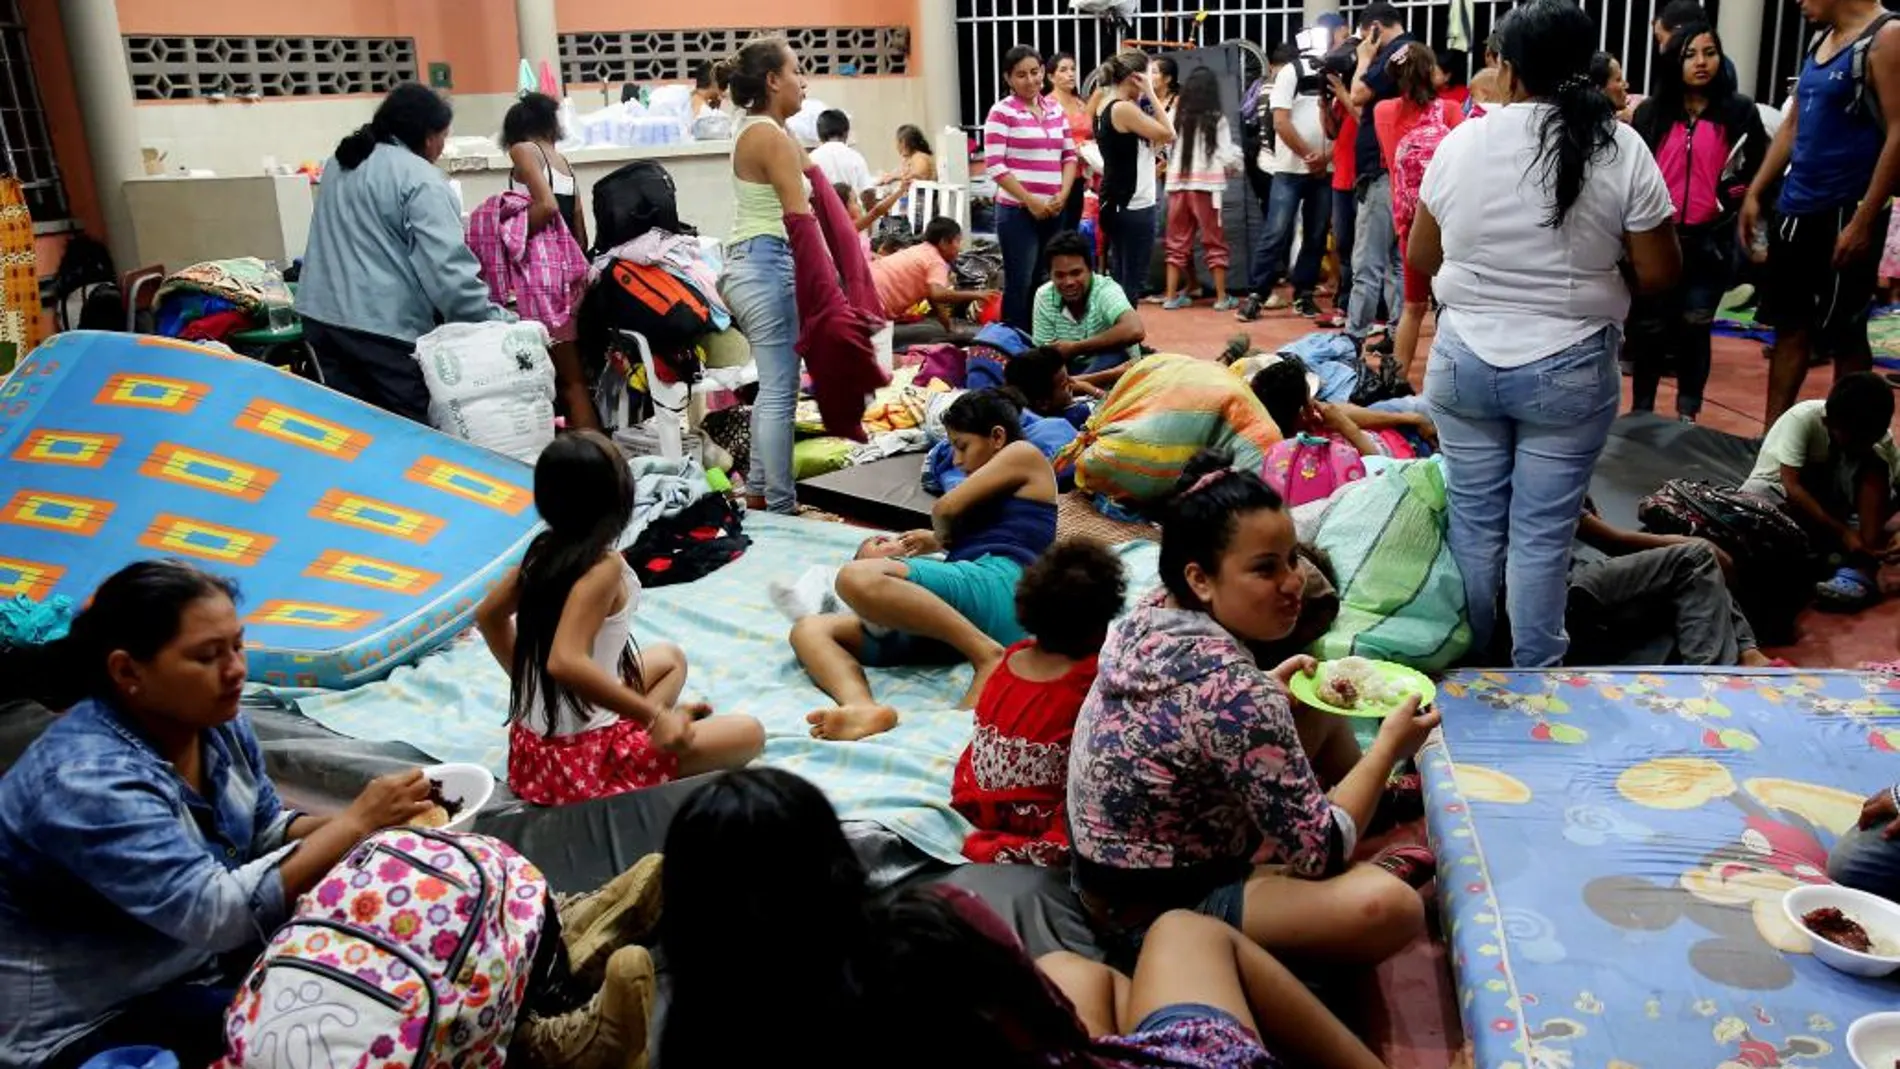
left=477, top=431, right=763, bottom=806
left=1248, top=355, right=1436, bottom=457
left=953, top=539, right=1126, bottom=866
left=793, top=390, right=1058, bottom=740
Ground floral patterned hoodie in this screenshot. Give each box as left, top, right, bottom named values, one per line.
left=1068, top=591, right=1356, bottom=901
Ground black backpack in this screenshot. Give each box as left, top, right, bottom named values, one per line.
left=52, top=234, right=122, bottom=332
left=1807, top=11, right=1898, bottom=130
left=1636, top=479, right=1813, bottom=645
left=590, top=160, right=695, bottom=254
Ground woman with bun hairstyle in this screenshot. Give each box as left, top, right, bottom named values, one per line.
left=1067, top=452, right=1440, bottom=968
left=297, top=83, right=507, bottom=423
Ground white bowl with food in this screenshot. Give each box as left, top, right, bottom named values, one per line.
left=417, top=763, right=494, bottom=833
left=1781, top=884, right=1900, bottom=978
left=1848, top=1012, right=1900, bottom=1069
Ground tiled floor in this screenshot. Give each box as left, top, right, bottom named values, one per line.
left=1140, top=299, right=1899, bottom=671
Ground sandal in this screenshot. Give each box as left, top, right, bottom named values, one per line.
left=1372, top=843, right=1437, bottom=889
left=1815, top=566, right=1877, bottom=612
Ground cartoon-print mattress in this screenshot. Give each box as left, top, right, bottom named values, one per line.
left=0, top=331, right=537, bottom=689
left=1421, top=668, right=1900, bottom=1069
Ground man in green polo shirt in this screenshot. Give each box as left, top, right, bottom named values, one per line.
left=1030, top=230, right=1147, bottom=392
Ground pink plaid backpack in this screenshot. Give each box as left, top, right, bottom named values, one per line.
left=215, top=828, right=550, bottom=1068
left=1264, top=432, right=1366, bottom=507
left=1392, top=101, right=1454, bottom=240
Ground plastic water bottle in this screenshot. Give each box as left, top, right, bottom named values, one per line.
left=1748, top=223, right=1770, bottom=265
left=262, top=260, right=294, bottom=332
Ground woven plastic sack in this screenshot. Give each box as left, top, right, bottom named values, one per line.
left=1311, top=458, right=1471, bottom=671
left=1055, top=353, right=1282, bottom=503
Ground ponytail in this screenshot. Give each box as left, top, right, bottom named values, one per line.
left=1496, top=0, right=1618, bottom=229
left=331, top=82, right=454, bottom=170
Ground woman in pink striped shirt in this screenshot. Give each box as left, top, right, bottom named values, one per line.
left=985, top=45, right=1078, bottom=331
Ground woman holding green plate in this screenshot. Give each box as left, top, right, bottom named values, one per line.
left=1068, top=451, right=1441, bottom=968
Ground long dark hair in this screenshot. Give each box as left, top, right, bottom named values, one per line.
left=1393, top=41, right=1439, bottom=108
left=1159, top=450, right=1285, bottom=609
left=1174, top=66, right=1223, bottom=171
left=714, top=35, right=791, bottom=112
left=897, top=123, right=933, bottom=156
left=507, top=431, right=640, bottom=736
left=658, top=768, right=1122, bottom=1068
left=0, top=560, right=239, bottom=709
left=334, top=83, right=453, bottom=170
left=501, top=91, right=561, bottom=148
left=1497, top=0, right=1620, bottom=228
left=1646, top=23, right=1736, bottom=122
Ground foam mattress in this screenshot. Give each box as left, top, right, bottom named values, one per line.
left=0, top=331, right=538, bottom=688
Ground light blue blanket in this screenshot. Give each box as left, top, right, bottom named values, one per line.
left=286, top=512, right=1159, bottom=864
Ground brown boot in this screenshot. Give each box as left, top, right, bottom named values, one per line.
left=561, top=855, right=664, bottom=986
left=517, top=945, right=654, bottom=1069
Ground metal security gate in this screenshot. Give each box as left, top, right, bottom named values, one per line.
left=953, top=0, right=1810, bottom=132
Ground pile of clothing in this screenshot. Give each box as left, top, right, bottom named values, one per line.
left=615, top=454, right=751, bottom=587
left=152, top=257, right=294, bottom=342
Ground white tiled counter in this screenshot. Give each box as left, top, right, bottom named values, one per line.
left=439, top=140, right=736, bottom=245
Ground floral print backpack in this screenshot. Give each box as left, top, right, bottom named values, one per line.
left=214, top=828, right=550, bottom=1069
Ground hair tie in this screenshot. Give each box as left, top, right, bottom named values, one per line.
left=1558, top=73, right=1592, bottom=94
left=1186, top=468, right=1234, bottom=496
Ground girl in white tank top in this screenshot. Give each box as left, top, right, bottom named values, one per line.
left=476, top=431, right=763, bottom=806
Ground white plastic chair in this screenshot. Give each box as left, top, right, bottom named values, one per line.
left=610, top=328, right=757, bottom=462
left=906, top=181, right=971, bottom=234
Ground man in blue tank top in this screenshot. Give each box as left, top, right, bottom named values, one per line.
left=1742, top=0, right=1900, bottom=427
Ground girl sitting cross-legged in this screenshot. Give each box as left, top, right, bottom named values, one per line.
left=478, top=431, right=764, bottom=806
left=1068, top=450, right=1440, bottom=969
left=794, top=389, right=1058, bottom=741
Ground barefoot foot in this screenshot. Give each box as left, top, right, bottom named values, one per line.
left=806, top=704, right=900, bottom=741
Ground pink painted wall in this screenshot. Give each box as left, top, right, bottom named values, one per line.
left=556, top=0, right=914, bottom=31
left=114, top=0, right=521, bottom=94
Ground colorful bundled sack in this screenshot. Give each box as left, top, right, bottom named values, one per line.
left=1311, top=458, right=1472, bottom=671
left=216, top=828, right=549, bottom=1069
left=1055, top=353, right=1282, bottom=503
left=1264, top=432, right=1367, bottom=507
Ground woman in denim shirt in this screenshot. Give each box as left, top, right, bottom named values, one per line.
left=0, top=562, right=437, bottom=1069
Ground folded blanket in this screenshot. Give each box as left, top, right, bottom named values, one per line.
left=785, top=199, right=888, bottom=441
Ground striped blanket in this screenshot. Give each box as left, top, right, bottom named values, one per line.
left=1056, top=353, right=1283, bottom=503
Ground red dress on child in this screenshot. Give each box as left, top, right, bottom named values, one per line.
left=952, top=641, right=1097, bottom=865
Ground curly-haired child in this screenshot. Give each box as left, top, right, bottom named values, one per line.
left=952, top=538, right=1127, bottom=865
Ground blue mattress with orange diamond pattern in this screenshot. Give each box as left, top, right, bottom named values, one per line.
left=0, top=331, right=538, bottom=689
left=1422, top=668, right=1900, bottom=1069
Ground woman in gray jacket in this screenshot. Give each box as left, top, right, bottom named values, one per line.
left=296, top=83, right=507, bottom=422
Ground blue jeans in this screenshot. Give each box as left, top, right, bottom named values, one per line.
left=1347, top=174, right=1402, bottom=338
left=721, top=236, right=801, bottom=513
left=1253, top=172, right=1330, bottom=297
left=1829, top=823, right=1900, bottom=901
left=1332, top=187, right=1356, bottom=311
left=1102, top=202, right=1156, bottom=307
left=998, top=202, right=1063, bottom=331
left=1424, top=320, right=1623, bottom=666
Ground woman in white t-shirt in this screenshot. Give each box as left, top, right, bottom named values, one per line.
left=1405, top=0, right=1681, bottom=667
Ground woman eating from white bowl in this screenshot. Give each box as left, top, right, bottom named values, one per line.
left=0, top=561, right=440, bottom=1069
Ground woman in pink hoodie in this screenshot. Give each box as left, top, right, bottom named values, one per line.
left=1067, top=451, right=1439, bottom=967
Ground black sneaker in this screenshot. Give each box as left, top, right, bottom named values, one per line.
left=1366, top=334, right=1395, bottom=358
left=1292, top=294, right=1321, bottom=318
left=1235, top=295, right=1263, bottom=322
